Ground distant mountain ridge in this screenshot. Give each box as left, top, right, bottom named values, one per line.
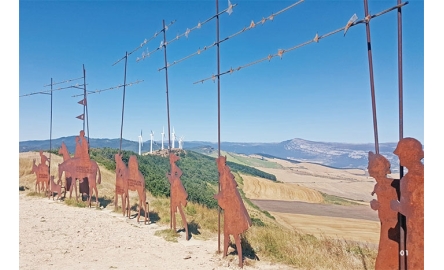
left=19, top=136, right=400, bottom=171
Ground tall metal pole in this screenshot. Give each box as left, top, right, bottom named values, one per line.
left=49, top=78, right=53, bottom=175
left=119, top=52, right=128, bottom=154
left=162, top=19, right=173, bottom=230
left=83, top=64, right=90, bottom=151
left=363, top=0, right=379, bottom=155
left=397, top=1, right=406, bottom=269
left=216, top=0, right=221, bottom=254
left=83, top=66, right=86, bottom=132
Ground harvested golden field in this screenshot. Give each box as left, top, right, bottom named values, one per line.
left=241, top=174, right=324, bottom=203
left=270, top=212, right=380, bottom=245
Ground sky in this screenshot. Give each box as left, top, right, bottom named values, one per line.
left=17, top=0, right=424, bottom=145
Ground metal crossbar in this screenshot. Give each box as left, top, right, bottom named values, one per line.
left=193, top=1, right=408, bottom=84
left=70, top=80, right=144, bottom=97
left=113, top=21, right=176, bottom=66
left=20, top=84, right=87, bottom=97
left=161, top=0, right=303, bottom=70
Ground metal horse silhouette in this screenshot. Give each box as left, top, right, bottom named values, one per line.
left=368, top=151, right=399, bottom=270
left=31, top=151, right=50, bottom=194
left=57, top=131, right=101, bottom=207
left=115, top=154, right=149, bottom=224
left=214, top=156, right=252, bottom=268
left=166, top=153, right=189, bottom=240
left=390, top=137, right=424, bottom=270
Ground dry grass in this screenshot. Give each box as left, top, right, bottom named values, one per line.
left=244, top=224, right=376, bottom=269
left=154, top=228, right=180, bottom=242
left=150, top=197, right=219, bottom=240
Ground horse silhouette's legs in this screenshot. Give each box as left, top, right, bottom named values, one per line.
left=121, top=194, right=126, bottom=216
left=223, top=232, right=229, bottom=257
left=178, top=204, right=189, bottom=240
left=145, top=202, right=149, bottom=224
left=69, top=183, right=73, bottom=199
left=172, top=206, right=177, bottom=231
left=234, top=234, right=243, bottom=268
left=72, top=179, right=79, bottom=202
left=125, top=193, right=130, bottom=218
left=93, top=186, right=99, bottom=207
left=137, top=203, right=141, bottom=223
left=87, top=188, right=92, bottom=208
left=121, top=193, right=126, bottom=216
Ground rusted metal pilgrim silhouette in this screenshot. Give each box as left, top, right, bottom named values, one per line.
left=57, top=131, right=101, bottom=207
left=115, top=154, right=149, bottom=224
left=390, top=137, right=424, bottom=270
left=214, top=156, right=252, bottom=268
left=166, top=153, right=189, bottom=240
left=31, top=151, right=50, bottom=193
left=114, top=153, right=128, bottom=216
left=75, top=130, right=91, bottom=197
left=368, top=151, right=399, bottom=270
left=32, top=152, right=48, bottom=193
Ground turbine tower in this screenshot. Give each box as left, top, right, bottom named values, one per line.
left=179, top=136, right=184, bottom=149
left=171, top=127, right=176, bottom=149
left=150, top=130, right=154, bottom=153
left=161, top=126, right=165, bottom=150
left=138, top=130, right=143, bottom=155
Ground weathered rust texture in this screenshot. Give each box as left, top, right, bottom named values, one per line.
left=58, top=142, right=73, bottom=193
left=368, top=151, right=399, bottom=270
left=166, top=153, right=189, bottom=240
left=114, top=153, right=128, bottom=216
left=31, top=151, right=50, bottom=193
left=48, top=175, right=62, bottom=200
left=57, top=131, right=101, bottom=207
left=390, top=137, right=424, bottom=269
left=115, top=154, right=149, bottom=224
left=214, top=156, right=252, bottom=268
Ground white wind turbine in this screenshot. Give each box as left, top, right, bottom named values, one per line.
left=179, top=136, right=184, bottom=149
left=138, top=130, right=143, bottom=155
left=150, top=130, right=154, bottom=153
left=161, top=126, right=165, bottom=150
left=171, top=127, right=176, bottom=149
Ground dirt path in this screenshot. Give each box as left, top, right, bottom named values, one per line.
left=19, top=192, right=293, bottom=270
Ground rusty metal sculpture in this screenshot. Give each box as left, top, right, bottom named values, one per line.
left=390, top=137, right=424, bottom=270
left=57, top=131, right=101, bottom=207
left=58, top=141, right=74, bottom=197
left=166, top=152, right=189, bottom=240
left=115, top=154, right=149, bottom=224
left=31, top=151, right=50, bottom=194
left=114, top=153, right=128, bottom=216
left=48, top=175, right=63, bottom=200
left=214, top=156, right=252, bottom=268
left=368, top=151, right=399, bottom=270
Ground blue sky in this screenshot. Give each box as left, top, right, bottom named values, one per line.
left=18, top=0, right=424, bottom=145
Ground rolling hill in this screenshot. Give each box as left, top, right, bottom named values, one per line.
left=19, top=136, right=401, bottom=171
